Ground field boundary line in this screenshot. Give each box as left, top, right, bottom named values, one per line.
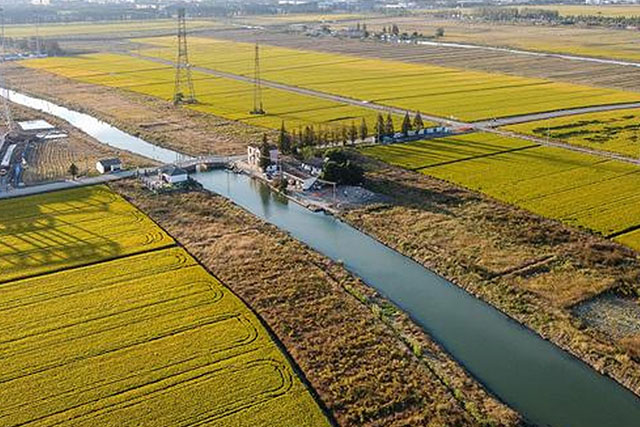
left=413, top=144, right=540, bottom=171
left=486, top=128, right=640, bottom=166
left=0, top=243, right=176, bottom=287
left=607, top=224, right=640, bottom=239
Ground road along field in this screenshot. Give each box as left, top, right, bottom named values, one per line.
left=132, top=36, right=640, bottom=122
left=0, top=185, right=330, bottom=427
left=361, top=133, right=640, bottom=251
left=505, top=109, right=640, bottom=159
left=21, top=53, right=400, bottom=131
left=332, top=16, right=640, bottom=63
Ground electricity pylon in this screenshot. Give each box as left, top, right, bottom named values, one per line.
left=250, top=43, right=265, bottom=115
left=173, top=8, right=196, bottom=105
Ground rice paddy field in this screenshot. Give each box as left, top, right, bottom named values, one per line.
left=0, top=186, right=330, bottom=427
left=134, top=36, right=640, bottom=121
left=361, top=133, right=640, bottom=251
left=21, top=53, right=399, bottom=131
left=506, top=109, right=640, bottom=159
left=3, top=19, right=222, bottom=38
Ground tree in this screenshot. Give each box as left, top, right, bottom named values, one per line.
left=392, top=24, right=400, bottom=36
left=348, top=121, right=358, bottom=144
left=359, top=118, right=369, bottom=141
left=278, top=121, right=291, bottom=154
left=376, top=113, right=385, bottom=142
left=259, top=134, right=272, bottom=171
left=68, top=163, right=78, bottom=179
left=385, top=113, right=395, bottom=137
left=414, top=111, right=425, bottom=131
left=401, top=112, right=412, bottom=137
left=435, top=27, right=445, bottom=38
left=322, top=149, right=364, bottom=185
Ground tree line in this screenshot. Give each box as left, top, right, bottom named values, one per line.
left=274, top=111, right=426, bottom=155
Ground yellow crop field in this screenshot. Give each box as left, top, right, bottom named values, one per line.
left=22, top=53, right=402, bottom=131
left=0, top=186, right=330, bottom=427
left=362, top=133, right=640, bottom=250
left=3, top=19, right=221, bottom=38
left=0, top=185, right=174, bottom=284
left=506, top=109, right=640, bottom=159
left=135, top=36, right=640, bottom=122
left=615, top=229, right=640, bottom=251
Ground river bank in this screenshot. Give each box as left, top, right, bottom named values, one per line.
left=5, top=65, right=640, bottom=424
left=110, top=179, right=519, bottom=426
left=344, top=154, right=640, bottom=395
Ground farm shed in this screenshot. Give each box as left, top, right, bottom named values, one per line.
left=96, top=158, right=122, bottom=174
left=160, top=165, right=189, bottom=184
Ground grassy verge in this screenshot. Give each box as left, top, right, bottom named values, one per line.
left=341, top=152, right=640, bottom=397
left=111, top=179, right=520, bottom=426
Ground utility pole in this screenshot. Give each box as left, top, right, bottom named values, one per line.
left=173, top=8, right=196, bottom=105
left=250, top=42, right=265, bottom=115
left=0, top=7, right=13, bottom=135
left=35, top=14, right=41, bottom=56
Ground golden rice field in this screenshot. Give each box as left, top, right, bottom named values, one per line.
left=0, top=186, right=329, bottom=427
left=22, top=53, right=401, bottom=131
left=3, top=19, right=221, bottom=38
left=362, top=133, right=640, bottom=251
left=506, top=109, right=640, bottom=159
left=135, top=36, right=640, bottom=121
left=0, top=185, right=174, bottom=284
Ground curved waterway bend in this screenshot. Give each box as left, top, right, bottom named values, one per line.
left=5, top=88, right=640, bottom=426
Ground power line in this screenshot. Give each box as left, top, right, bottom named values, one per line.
left=173, top=8, right=196, bottom=105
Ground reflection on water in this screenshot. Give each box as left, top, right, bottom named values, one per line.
left=195, top=169, right=640, bottom=427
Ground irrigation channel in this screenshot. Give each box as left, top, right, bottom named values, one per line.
left=4, top=88, right=640, bottom=427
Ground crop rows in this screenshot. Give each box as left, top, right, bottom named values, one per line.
left=363, top=133, right=640, bottom=250
left=361, top=132, right=536, bottom=170
left=0, top=186, right=329, bottom=427
left=22, top=54, right=404, bottom=131
left=135, top=36, right=640, bottom=121
left=506, top=109, right=640, bottom=159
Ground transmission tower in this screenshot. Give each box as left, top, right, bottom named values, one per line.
left=250, top=43, right=265, bottom=115
left=0, top=7, right=13, bottom=134
left=173, top=8, right=196, bottom=105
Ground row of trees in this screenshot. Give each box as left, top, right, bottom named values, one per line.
left=470, top=7, right=640, bottom=29
left=275, top=111, right=427, bottom=155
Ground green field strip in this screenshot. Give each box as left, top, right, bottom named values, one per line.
left=362, top=133, right=640, bottom=246
left=505, top=109, right=640, bottom=159
left=414, top=144, right=540, bottom=171
left=0, top=186, right=175, bottom=284
left=0, top=187, right=330, bottom=427
left=21, top=53, right=407, bottom=131
left=130, top=36, right=640, bottom=122
left=614, top=229, right=640, bottom=252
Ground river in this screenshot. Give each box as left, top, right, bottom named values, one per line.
left=4, top=88, right=640, bottom=427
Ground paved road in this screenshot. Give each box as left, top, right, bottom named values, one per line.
left=489, top=128, right=640, bottom=166
left=417, top=40, right=640, bottom=69
left=127, top=53, right=469, bottom=128
left=0, top=169, right=149, bottom=200
left=473, top=102, right=640, bottom=128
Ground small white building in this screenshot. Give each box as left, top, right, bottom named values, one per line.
left=160, top=165, right=189, bottom=184
left=247, top=146, right=261, bottom=168
left=96, top=158, right=122, bottom=174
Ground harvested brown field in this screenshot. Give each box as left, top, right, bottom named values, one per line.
left=3, top=63, right=264, bottom=157
left=203, top=29, right=640, bottom=92
left=111, top=179, right=520, bottom=426
left=342, top=153, right=640, bottom=396
left=10, top=103, right=151, bottom=184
